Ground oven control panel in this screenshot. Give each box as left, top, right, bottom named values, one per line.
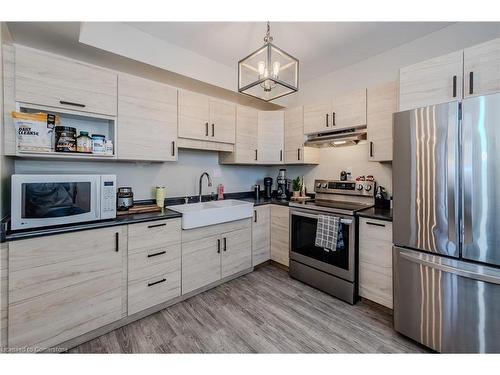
left=314, top=179, right=375, bottom=196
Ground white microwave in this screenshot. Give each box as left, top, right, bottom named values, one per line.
left=11, top=174, right=117, bottom=230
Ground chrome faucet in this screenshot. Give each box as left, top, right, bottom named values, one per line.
left=198, top=172, right=212, bottom=202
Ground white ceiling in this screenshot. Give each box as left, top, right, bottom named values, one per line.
left=7, top=21, right=452, bottom=88
left=126, top=22, right=452, bottom=82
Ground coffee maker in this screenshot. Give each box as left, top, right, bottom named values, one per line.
left=276, top=169, right=289, bottom=200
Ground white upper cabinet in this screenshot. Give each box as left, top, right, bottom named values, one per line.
left=284, top=106, right=319, bottom=165
left=257, top=111, right=284, bottom=164
left=367, top=81, right=398, bottom=162
left=178, top=90, right=235, bottom=144
left=15, top=46, right=117, bottom=116
left=399, top=50, right=463, bottom=111
left=464, top=37, right=500, bottom=98
left=219, top=105, right=258, bottom=164
left=303, top=102, right=331, bottom=134
left=304, top=89, right=367, bottom=134
left=331, top=89, right=367, bottom=131
left=117, top=74, right=178, bottom=161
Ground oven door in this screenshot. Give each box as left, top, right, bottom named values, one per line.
left=11, top=174, right=101, bottom=230
left=290, top=208, right=355, bottom=282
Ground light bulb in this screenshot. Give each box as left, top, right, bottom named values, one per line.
left=272, top=61, right=280, bottom=78
left=258, top=61, right=265, bottom=77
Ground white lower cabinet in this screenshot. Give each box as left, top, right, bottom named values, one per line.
left=127, top=219, right=182, bottom=315
left=358, top=218, right=393, bottom=309
left=271, top=205, right=290, bottom=267
left=7, top=227, right=127, bottom=349
left=181, top=219, right=252, bottom=294
left=252, top=205, right=271, bottom=265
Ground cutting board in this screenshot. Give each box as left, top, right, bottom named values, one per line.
left=116, top=204, right=162, bottom=216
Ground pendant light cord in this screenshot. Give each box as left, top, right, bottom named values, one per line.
left=263, top=21, right=273, bottom=43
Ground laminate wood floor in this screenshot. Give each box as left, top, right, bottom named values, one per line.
left=68, top=264, right=429, bottom=353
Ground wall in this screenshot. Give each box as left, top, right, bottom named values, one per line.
left=14, top=149, right=270, bottom=200
left=276, top=22, right=500, bottom=195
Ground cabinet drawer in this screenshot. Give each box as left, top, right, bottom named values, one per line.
left=128, top=218, right=181, bottom=252
left=15, top=47, right=117, bottom=116
left=128, top=244, right=181, bottom=315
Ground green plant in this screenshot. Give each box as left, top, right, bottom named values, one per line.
left=292, top=176, right=301, bottom=192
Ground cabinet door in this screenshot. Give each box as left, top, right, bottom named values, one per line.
left=15, top=46, right=117, bottom=116
left=221, top=227, right=252, bottom=278
left=181, top=235, right=221, bottom=294
left=118, top=74, right=178, bottom=161
left=399, top=50, right=463, bottom=111
left=209, top=99, right=236, bottom=144
left=252, top=205, right=271, bottom=265
left=8, top=227, right=126, bottom=349
left=270, top=205, right=290, bottom=266
left=303, top=102, right=331, bottom=134
left=284, top=106, right=319, bottom=164
left=257, top=111, right=284, bottom=164
left=464, top=37, right=500, bottom=98
left=178, top=90, right=210, bottom=141
left=359, top=218, right=393, bottom=308
left=236, top=105, right=258, bottom=163
left=367, top=81, right=398, bottom=162
left=331, top=89, right=367, bottom=131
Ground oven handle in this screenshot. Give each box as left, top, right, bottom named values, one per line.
left=290, top=210, right=353, bottom=225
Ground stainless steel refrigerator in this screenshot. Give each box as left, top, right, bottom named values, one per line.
left=393, top=92, right=500, bottom=353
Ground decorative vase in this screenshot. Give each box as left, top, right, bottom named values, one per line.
left=293, top=191, right=300, bottom=198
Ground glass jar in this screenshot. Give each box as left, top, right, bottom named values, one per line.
left=55, top=126, right=76, bottom=152
left=91, top=134, right=106, bottom=154
left=76, top=131, right=92, bottom=153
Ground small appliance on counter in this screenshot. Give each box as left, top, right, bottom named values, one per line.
left=374, top=186, right=390, bottom=209
left=263, top=177, right=273, bottom=199
left=11, top=174, right=116, bottom=230
left=276, top=169, right=289, bottom=200
left=254, top=184, right=261, bottom=200
left=340, top=170, right=347, bottom=181
left=117, top=187, right=134, bottom=211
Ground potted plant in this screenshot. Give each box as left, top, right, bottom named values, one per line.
left=292, top=177, right=301, bottom=198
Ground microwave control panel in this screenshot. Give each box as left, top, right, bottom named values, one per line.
left=101, top=175, right=117, bottom=219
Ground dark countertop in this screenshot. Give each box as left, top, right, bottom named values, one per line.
left=356, top=207, right=393, bottom=222
left=2, top=191, right=291, bottom=243
left=4, top=208, right=182, bottom=242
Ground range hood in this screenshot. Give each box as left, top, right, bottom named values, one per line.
left=305, top=126, right=367, bottom=147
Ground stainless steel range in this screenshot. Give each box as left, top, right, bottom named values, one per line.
left=289, top=179, right=375, bottom=304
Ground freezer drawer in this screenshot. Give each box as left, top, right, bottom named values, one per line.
left=393, top=246, right=500, bottom=353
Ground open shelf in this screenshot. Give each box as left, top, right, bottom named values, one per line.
left=13, top=102, right=117, bottom=160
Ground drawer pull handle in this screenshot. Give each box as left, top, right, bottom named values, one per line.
left=171, top=141, right=175, bottom=157
left=469, top=71, right=474, bottom=95
left=217, top=239, right=221, bottom=253
left=366, top=221, right=386, bottom=227
left=332, top=112, right=336, bottom=126
left=115, top=232, right=119, bottom=252
left=148, top=223, right=166, bottom=229
left=326, top=113, right=329, bottom=127
left=223, top=237, right=227, bottom=252
left=254, top=210, right=257, bottom=222
left=60, top=100, right=85, bottom=108
left=212, top=123, right=215, bottom=137
left=148, top=278, right=166, bottom=287
left=148, top=251, right=166, bottom=258
left=205, top=122, right=209, bottom=136
left=452, top=75, right=457, bottom=98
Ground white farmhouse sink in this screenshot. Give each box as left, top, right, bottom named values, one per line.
left=169, top=199, right=254, bottom=229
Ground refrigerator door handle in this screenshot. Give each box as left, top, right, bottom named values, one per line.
left=399, top=250, right=500, bottom=285
left=463, top=105, right=473, bottom=245
left=447, top=108, right=457, bottom=244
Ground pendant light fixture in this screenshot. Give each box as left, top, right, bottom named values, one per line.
left=238, top=22, right=299, bottom=102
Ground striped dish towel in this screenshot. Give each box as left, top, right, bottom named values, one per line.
left=315, top=215, right=340, bottom=252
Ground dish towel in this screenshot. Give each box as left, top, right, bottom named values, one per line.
left=315, top=215, right=340, bottom=252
